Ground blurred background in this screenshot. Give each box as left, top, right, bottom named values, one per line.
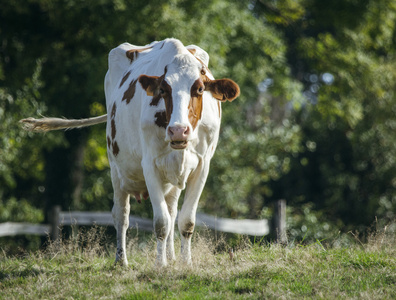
left=1, top=0, right=396, bottom=251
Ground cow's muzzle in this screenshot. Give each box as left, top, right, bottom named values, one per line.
left=168, top=125, right=190, bottom=150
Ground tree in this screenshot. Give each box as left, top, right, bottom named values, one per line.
left=251, top=0, right=396, bottom=238
left=1, top=0, right=302, bottom=220
left=2, top=0, right=395, bottom=248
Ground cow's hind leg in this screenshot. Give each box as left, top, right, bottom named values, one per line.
left=111, top=176, right=131, bottom=266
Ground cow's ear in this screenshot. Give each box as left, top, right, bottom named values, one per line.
left=205, top=79, right=240, bottom=102
left=138, top=75, right=160, bottom=96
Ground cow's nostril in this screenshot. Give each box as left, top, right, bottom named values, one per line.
left=168, top=127, right=174, bottom=137
left=168, top=126, right=190, bottom=140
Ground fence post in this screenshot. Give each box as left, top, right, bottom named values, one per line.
left=274, top=199, right=287, bottom=244
left=50, top=205, right=61, bottom=241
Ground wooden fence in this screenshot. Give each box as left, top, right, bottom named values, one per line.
left=0, top=200, right=287, bottom=242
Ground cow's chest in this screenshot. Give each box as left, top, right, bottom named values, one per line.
left=154, top=149, right=200, bottom=190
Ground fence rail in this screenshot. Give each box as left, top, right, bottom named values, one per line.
left=0, top=200, right=286, bottom=241
left=0, top=222, right=51, bottom=237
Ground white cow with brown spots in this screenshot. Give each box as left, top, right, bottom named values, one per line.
left=20, top=38, right=240, bottom=267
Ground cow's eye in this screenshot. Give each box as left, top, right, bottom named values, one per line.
left=159, top=88, right=165, bottom=95
left=198, top=87, right=204, bottom=94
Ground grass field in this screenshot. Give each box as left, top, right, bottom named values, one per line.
left=1, top=225, right=395, bottom=299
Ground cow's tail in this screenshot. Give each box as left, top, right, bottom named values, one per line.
left=20, top=114, right=107, bottom=132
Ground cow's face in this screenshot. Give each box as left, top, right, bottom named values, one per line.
left=138, top=54, right=240, bottom=150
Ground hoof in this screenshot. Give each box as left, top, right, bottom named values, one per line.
left=114, top=258, right=128, bottom=267
left=155, top=259, right=168, bottom=268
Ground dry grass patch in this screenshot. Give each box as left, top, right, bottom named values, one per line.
left=1, top=223, right=395, bottom=299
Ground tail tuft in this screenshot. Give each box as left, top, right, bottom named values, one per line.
left=19, top=115, right=108, bottom=132
left=19, top=117, right=66, bottom=132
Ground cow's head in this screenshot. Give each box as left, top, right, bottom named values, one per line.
left=138, top=54, right=240, bottom=150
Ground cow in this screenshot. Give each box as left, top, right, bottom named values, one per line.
left=21, top=38, right=240, bottom=267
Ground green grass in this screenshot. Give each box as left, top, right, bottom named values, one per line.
left=1, top=225, right=395, bottom=299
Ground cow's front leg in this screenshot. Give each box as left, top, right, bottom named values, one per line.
left=111, top=175, right=131, bottom=266
left=144, top=166, right=171, bottom=267
left=165, top=187, right=182, bottom=262
left=178, top=160, right=210, bottom=265
left=153, top=199, right=171, bottom=267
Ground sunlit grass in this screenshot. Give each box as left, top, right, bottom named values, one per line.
left=1, top=224, right=395, bottom=299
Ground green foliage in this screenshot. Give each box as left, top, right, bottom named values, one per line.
left=261, top=0, right=396, bottom=230
left=1, top=0, right=304, bottom=218
left=0, top=198, right=44, bottom=223
left=203, top=98, right=303, bottom=217
left=0, top=61, right=65, bottom=201
left=2, top=0, right=396, bottom=248
left=286, top=202, right=346, bottom=244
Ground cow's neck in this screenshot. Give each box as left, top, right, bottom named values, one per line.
left=154, top=148, right=200, bottom=190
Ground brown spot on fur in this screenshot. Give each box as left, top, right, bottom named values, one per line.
left=107, top=136, right=111, bottom=149
left=181, top=221, right=195, bottom=239
left=189, top=79, right=204, bottom=129
left=140, top=74, right=174, bottom=126
left=111, top=103, right=117, bottom=119
left=200, top=66, right=206, bottom=76
left=150, top=94, right=162, bottom=107
left=122, top=79, right=137, bottom=104
left=188, top=48, right=209, bottom=75
left=108, top=103, right=120, bottom=157
left=139, top=74, right=161, bottom=97
left=192, top=55, right=212, bottom=76
left=154, top=219, right=167, bottom=241
left=112, top=141, right=120, bottom=156
left=126, top=47, right=152, bottom=63
left=154, top=111, right=168, bottom=129
left=187, top=48, right=196, bottom=56
left=111, top=119, right=116, bottom=139
left=119, top=71, right=131, bottom=88
left=163, top=82, right=173, bottom=124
